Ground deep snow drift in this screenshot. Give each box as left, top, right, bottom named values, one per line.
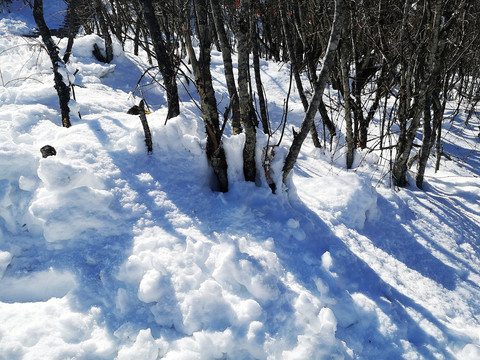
left=1, top=6, right=480, bottom=360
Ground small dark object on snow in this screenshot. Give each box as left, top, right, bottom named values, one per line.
left=127, top=104, right=152, bottom=115
left=40, top=145, right=57, bottom=158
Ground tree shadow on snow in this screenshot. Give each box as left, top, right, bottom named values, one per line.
left=361, top=193, right=459, bottom=291
left=284, top=189, right=467, bottom=359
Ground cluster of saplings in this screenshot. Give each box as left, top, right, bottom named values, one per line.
left=26, top=0, right=480, bottom=192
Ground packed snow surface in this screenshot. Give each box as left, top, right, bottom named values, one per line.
left=1, top=6, right=480, bottom=360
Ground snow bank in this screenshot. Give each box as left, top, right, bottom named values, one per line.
left=0, top=297, right=116, bottom=359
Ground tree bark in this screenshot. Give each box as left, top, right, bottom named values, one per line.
left=94, top=0, right=113, bottom=63
left=415, top=0, right=445, bottom=189
left=138, top=100, right=153, bottom=153
left=186, top=0, right=228, bottom=192
left=139, top=0, right=180, bottom=120
left=282, top=0, right=345, bottom=183
left=252, top=20, right=269, bottom=135
left=340, top=41, right=355, bottom=169
left=63, top=0, right=82, bottom=64
left=33, top=0, right=71, bottom=128
left=392, top=0, right=418, bottom=187
left=210, top=0, right=242, bottom=134
left=280, top=0, right=321, bottom=148
left=237, top=0, right=257, bottom=182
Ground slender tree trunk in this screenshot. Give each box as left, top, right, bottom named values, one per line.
left=138, top=100, right=153, bottom=153
left=237, top=0, right=257, bottom=182
left=280, top=1, right=321, bottom=148
left=282, top=0, right=345, bottom=183
left=318, top=100, right=336, bottom=144
left=140, top=0, right=180, bottom=120
left=416, top=100, right=432, bottom=189
left=433, top=90, right=446, bottom=172
left=340, top=42, right=355, bottom=169
left=392, top=0, right=417, bottom=187
left=415, top=0, right=445, bottom=188
left=63, top=0, right=82, bottom=64
left=33, top=0, right=71, bottom=128
left=186, top=0, right=228, bottom=192
left=133, top=15, right=141, bottom=56
left=94, top=0, right=113, bottom=63
left=210, top=0, right=242, bottom=134
left=252, top=20, right=269, bottom=135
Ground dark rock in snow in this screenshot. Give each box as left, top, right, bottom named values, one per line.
left=40, top=145, right=56, bottom=158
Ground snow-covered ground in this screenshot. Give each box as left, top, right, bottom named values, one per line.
left=1, top=4, right=480, bottom=360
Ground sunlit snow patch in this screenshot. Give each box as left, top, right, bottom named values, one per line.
left=0, top=268, right=76, bottom=302
left=0, top=18, right=34, bottom=36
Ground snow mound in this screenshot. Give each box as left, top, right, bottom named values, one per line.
left=296, top=173, right=379, bottom=229
left=0, top=18, right=33, bottom=35
left=458, top=344, right=480, bottom=360
left=0, top=297, right=116, bottom=359
left=29, top=185, right=117, bottom=242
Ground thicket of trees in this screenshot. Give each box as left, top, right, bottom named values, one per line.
left=23, top=0, right=480, bottom=191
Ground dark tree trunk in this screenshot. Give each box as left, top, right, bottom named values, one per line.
left=280, top=0, right=321, bottom=149
left=395, top=0, right=444, bottom=188
left=252, top=21, right=269, bottom=135
left=63, top=0, right=82, bottom=64
left=138, top=100, right=153, bottom=153
left=282, top=0, right=345, bottom=183
left=392, top=0, right=418, bottom=187
left=415, top=100, right=432, bottom=189
left=140, top=0, right=180, bottom=120
left=237, top=0, right=257, bottom=182
left=210, top=0, right=242, bottom=134
left=318, top=100, right=336, bottom=144
left=33, top=0, right=71, bottom=128
left=415, top=0, right=446, bottom=188
left=186, top=0, right=228, bottom=192
left=94, top=0, right=113, bottom=63
left=340, top=41, right=355, bottom=169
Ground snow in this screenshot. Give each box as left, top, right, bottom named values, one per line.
left=1, top=4, right=480, bottom=360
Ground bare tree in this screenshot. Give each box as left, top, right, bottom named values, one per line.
left=33, top=0, right=71, bottom=128
left=139, top=0, right=180, bottom=120
left=282, top=0, right=345, bottom=184
left=210, top=0, right=242, bottom=134
left=185, top=0, right=228, bottom=192
left=236, top=0, right=257, bottom=182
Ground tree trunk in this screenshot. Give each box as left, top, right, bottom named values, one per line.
left=33, top=0, right=71, bottom=128
left=210, top=0, right=242, bottom=134
left=186, top=0, right=228, bottom=192
left=282, top=0, right=345, bottom=183
left=415, top=0, right=445, bottom=189
left=318, top=100, right=336, bottom=144
left=237, top=0, right=257, bottom=182
left=392, top=0, right=418, bottom=187
left=94, top=0, right=113, bottom=63
left=340, top=41, right=355, bottom=169
left=415, top=100, right=432, bottom=189
left=280, top=0, right=321, bottom=148
left=140, top=0, right=180, bottom=120
left=252, top=21, right=269, bottom=135
left=63, top=0, right=82, bottom=64
left=138, top=100, right=153, bottom=153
